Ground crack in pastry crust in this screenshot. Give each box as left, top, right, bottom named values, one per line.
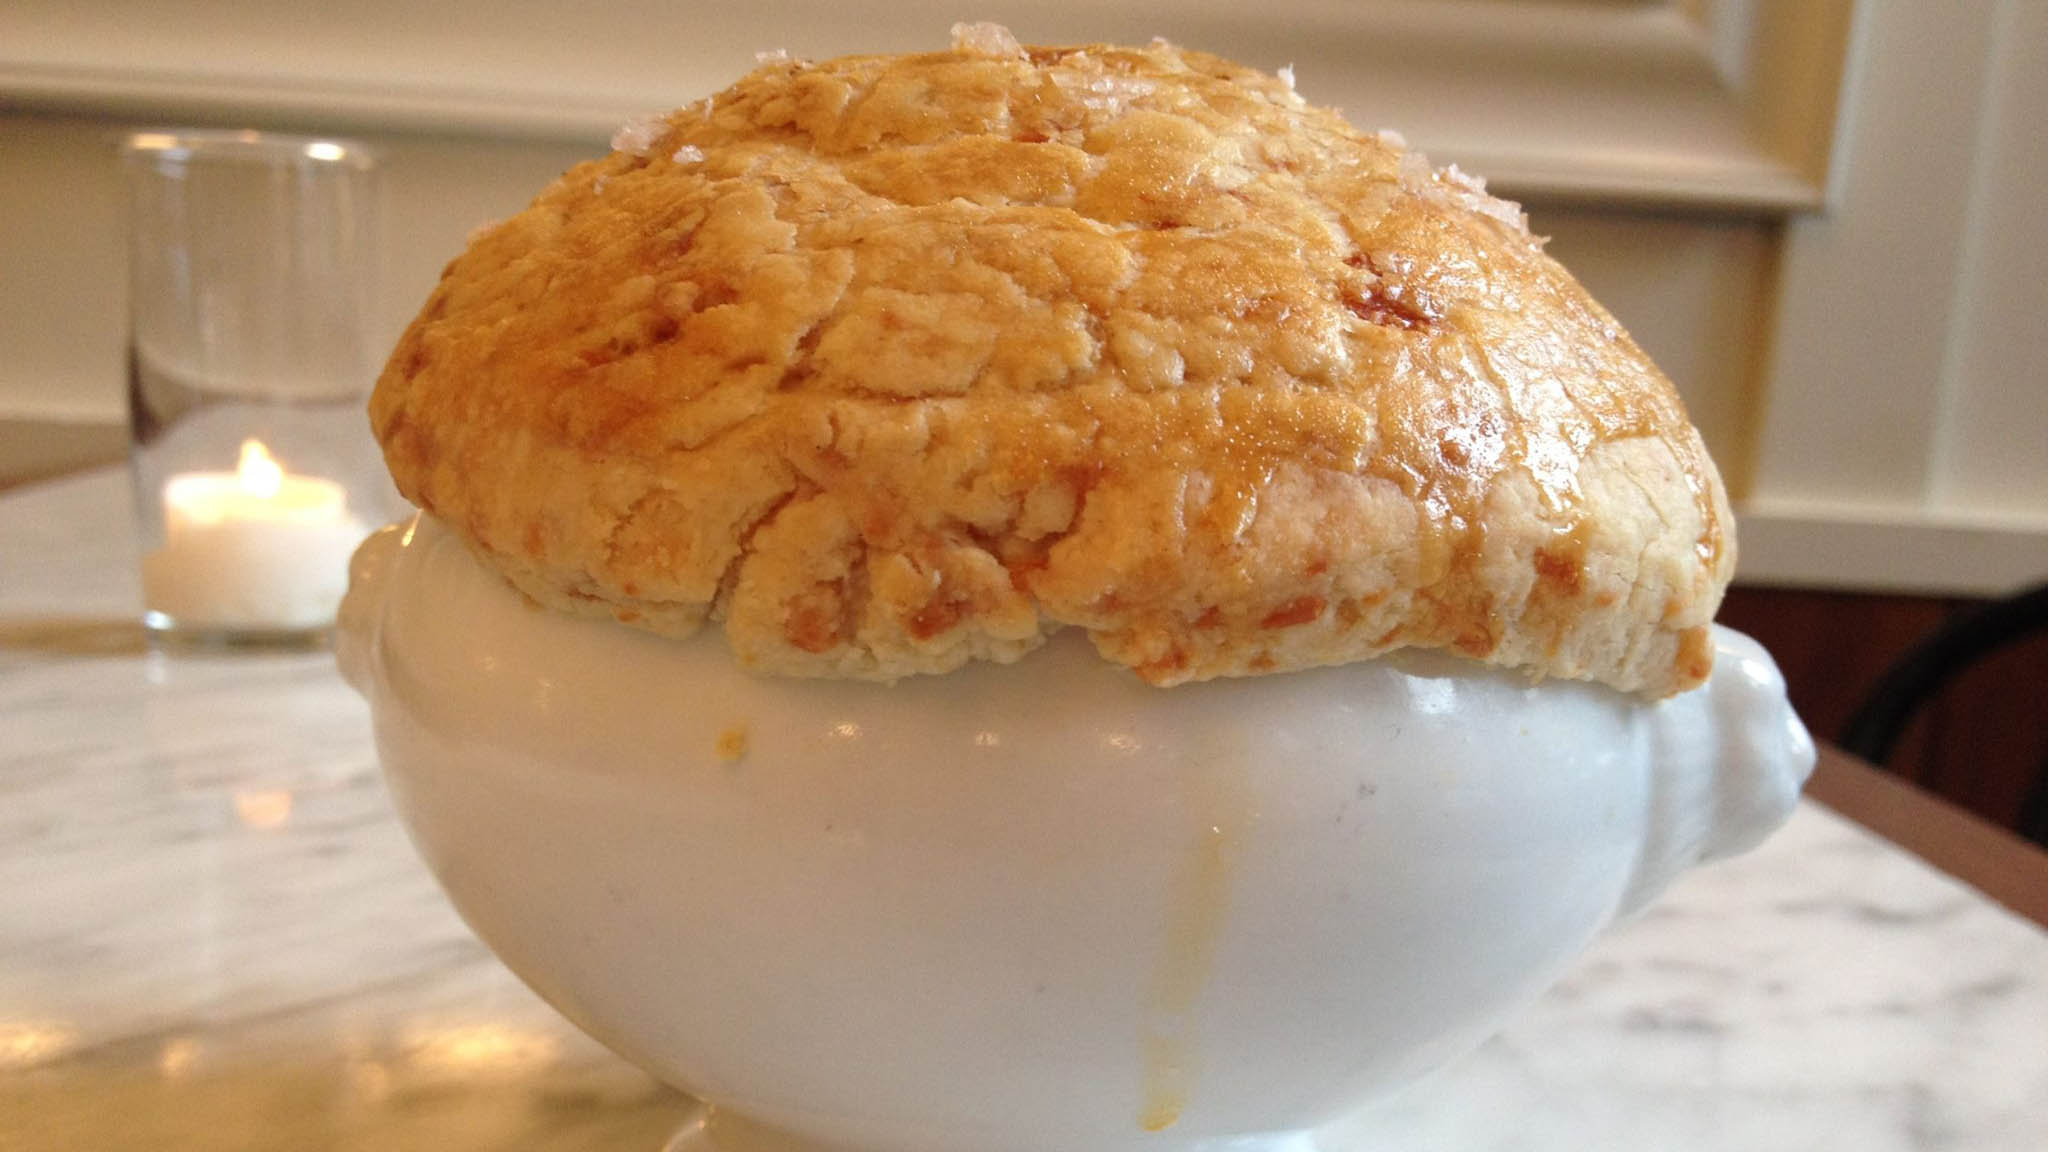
left=370, top=34, right=1732, bottom=696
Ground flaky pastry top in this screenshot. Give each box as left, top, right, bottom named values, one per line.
left=370, top=26, right=1732, bottom=696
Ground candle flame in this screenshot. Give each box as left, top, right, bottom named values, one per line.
left=236, top=439, right=284, bottom=500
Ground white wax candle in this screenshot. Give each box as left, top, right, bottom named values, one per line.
left=142, top=439, right=370, bottom=630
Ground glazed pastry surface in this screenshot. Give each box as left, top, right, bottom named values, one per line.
left=371, top=27, right=1730, bottom=694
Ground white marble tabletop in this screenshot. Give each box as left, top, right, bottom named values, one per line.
left=3, top=469, right=2045, bottom=1152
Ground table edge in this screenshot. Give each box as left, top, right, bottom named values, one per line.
left=1806, top=744, right=2048, bottom=928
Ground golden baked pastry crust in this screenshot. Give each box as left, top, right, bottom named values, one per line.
left=371, top=30, right=1732, bottom=696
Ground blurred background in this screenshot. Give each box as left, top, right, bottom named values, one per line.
left=1, top=1, right=2043, bottom=834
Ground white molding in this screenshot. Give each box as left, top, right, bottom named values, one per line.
left=1737, top=500, right=2048, bottom=597
left=1450, top=145, right=1820, bottom=214
left=0, top=60, right=630, bottom=144
left=0, top=0, right=1852, bottom=214
left=0, top=416, right=124, bottom=488
left=0, top=394, right=123, bottom=424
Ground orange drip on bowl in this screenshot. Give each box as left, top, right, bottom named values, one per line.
left=1140, top=731, right=1249, bottom=1131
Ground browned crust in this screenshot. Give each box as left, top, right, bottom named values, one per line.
left=370, top=34, right=1732, bottom=695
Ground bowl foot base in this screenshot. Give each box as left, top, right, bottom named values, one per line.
left=663, top=1105, right=1343, bottom=1152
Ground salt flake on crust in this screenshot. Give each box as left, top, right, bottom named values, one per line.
left=1384, top=134, right=1530, bottom=238
left=1050, top=69, right=1157, bottom=113
left=610, top=112, right=667, bottom=157
left=951, top=21, right=1023, bottom=58
left=1439, top=163, right=1530, bottom=235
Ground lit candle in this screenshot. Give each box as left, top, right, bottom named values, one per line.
left=142, top=439, right=370, bottom=631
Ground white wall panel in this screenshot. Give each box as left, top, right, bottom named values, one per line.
left=1751, top=1, right=1996, bottom=509
left=1742, top=0, right=2048, bottom=592
left=1533, top=205, right=1778, bottom=497
left=1933, top=1, right=2048, bottom=517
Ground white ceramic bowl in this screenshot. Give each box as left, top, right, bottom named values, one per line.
left=340, top=516, right=1814, bottom=1152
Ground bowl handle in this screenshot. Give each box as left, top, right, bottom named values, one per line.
left=336, top=518, right=414, bottom=697
left=1616, top=627, right=1817, bottom=917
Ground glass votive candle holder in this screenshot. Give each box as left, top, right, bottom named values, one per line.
left=122, top=129, right=387, bottom=647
